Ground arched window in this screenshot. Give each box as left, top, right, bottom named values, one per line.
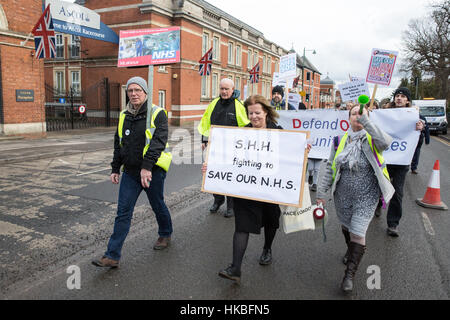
left=0, top=5, right=8, bottom=30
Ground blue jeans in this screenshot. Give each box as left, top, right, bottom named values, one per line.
left=105, top=168, right=172, bottom=260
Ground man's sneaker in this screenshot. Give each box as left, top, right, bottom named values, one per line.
left=218, top=265, right=241, bottom=284
left=411, top=169, right=418, bottom=174
left=387, top=226, right=399, bottom=237
left=311, top=184, right=317, bottom=192
left=153, top=237, right=171, bottom=250
left=92, top=256, right=119, bottom=268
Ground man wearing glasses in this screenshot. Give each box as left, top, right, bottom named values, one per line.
left=92, top=76, right=172, bottom=268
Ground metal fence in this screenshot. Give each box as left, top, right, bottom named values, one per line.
left=44, top=78, right=121, bottom=132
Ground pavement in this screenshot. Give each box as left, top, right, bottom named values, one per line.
left=0, top=122, right=198, bottom=165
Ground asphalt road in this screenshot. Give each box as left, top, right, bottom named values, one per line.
left=0, top=130, right=449, bottom=301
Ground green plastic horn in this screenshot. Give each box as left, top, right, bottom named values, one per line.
left=358, top=94, right=370, bottom=114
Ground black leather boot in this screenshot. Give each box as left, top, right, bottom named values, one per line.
left=341, top=242, right=366, bottom=293
left=342, top=229, right=351, bottom=265
left=259, top=248, right=272, bottom=265
left=224, top=197, right=234, bottom=217
left=209, top=196, right=224, bottom=213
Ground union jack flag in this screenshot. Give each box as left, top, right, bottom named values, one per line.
left=31, top=5, right=56, bottom=59
left=249, top=62, right=260, bottom=84
left=198, top=48, right=213, bottom=76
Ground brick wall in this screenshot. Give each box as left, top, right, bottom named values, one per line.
left=0, top=0, right=46, bottom=135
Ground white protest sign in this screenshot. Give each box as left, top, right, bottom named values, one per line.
left=366, top=48, right=398, bottom=86
left=288, top=93, right=300, bottom=110
left=277, top=110, right=349, bottom=159
left=202, top=126, right=309, bottom=207
left=272, top=72, right=293, bottom=89
left=369, top=108, right=420, bottom=165
left=277, top=108, right=419, bottom=165
left=279, top=53, right=297, bottom=80
left=338, top=79, right=371, bottom=102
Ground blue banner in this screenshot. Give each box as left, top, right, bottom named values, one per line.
left=52, top=19, right=119, bottom=44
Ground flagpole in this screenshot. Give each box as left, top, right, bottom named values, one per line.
left=20, top=33, right=34, bottom=47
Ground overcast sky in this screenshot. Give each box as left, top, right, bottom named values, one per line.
left=203, top=0, right=436, bottom=100
left=64, top=0, right=434, bottom=100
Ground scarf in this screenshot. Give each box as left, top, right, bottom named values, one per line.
left=335, top=128, right=367, bottom=172
left=126, top=97, right=148, bottom=116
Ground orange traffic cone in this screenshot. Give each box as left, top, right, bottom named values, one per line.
left=416, top=160, right=448, bottom=210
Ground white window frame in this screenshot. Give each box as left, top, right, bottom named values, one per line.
left=70, top=35, right=80, bottom=58
left=212, top=35, right=220, bottom=61
left=54, top=69, right=65, bottom=96
left=212, top=73, right=219, bottom=98
left=69, top=69, right=81, bottom=96
left=202, top=32, right=210, bottom=55
left=263, top=55, right=266, bottom=73
left=247, top=49, right=252, bottom=69
left=228, top=41, right=234, bottom=65
left=236, top=44, right=241, bottom=66
left=55, top=34, right=64, bottom=59
left=201, top=75, right=210, bottom=99
left=158, top=90, right=166, bottom=109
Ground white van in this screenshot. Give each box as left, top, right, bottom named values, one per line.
left=413, top=99, right=448, bottom=135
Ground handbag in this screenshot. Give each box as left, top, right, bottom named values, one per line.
left=280, top=186, right=315, bottom=234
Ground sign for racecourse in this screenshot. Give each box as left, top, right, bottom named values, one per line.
left=276, top=108, right=420, bottom=165
left=45, top=0, right=119, bottom=43
left=117, top=27, right=181, bottom=67
left=279, top=53, right=297, bottom=80
left=202, top=126, right=309, bottom=207
left=366, top=48, right=398, bottom=86
left=338, top=79, right=371, bottom=102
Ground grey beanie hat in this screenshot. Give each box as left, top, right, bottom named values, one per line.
left=126, top=76, right=148, bottom=94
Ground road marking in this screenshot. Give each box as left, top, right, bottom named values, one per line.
left=76, top=167, right=110, bottom=176
left=58, top=159, right=71, bottom=165
left=421, top=212, right=435, bottom=236
left=431, top=135, right=450, bottom=146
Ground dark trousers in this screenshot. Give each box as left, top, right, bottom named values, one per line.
left=213, top=194, right=233, bottom=209
left=386, top=164, right=409, bottom=228
left=411, top=136, right=424, bottom=171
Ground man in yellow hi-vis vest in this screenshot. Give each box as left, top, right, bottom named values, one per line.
left=92, top=77, right=172, bottom=268
left=198, top=78, right=250, bottom=217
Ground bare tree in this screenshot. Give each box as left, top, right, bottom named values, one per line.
left=401, top=0, right=450, bottom=100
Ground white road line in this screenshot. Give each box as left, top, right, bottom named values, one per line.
left=58, top=159, right=71, bottom=165
left=421, top=212, right=435, bottom=236
left=76, top=167, right=110, bottom=176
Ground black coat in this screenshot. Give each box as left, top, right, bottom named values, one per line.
left=234, top=120, right=282, bottom=234
left=111, top=102, right=168, bottom=177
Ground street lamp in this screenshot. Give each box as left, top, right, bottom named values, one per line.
left=302, top=48, right=316, bottom=109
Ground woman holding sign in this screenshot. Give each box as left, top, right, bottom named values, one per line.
left=316, top=104, right=395, bottom=293
left=202, top=95, right=308, bottom=284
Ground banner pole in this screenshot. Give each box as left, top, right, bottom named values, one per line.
left=285, top=80, right=289, bottom=110
left=369, top=84, right=378, bottom=110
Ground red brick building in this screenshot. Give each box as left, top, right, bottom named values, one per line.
left=297, top=54, right=321, bottom=109
left=319, top=75, right=335, bottom=109
left=0, top=1, right=46, bottom=136
left=45, top=0, right=290, bottom=126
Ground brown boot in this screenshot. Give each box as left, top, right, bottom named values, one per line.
left=91, top=256, right=119, bottom=268
left=341, top=242, right=366, bottom=293
left=153, top=237, right=171, bottom=250
left=342, top=229, right=351, bottom=265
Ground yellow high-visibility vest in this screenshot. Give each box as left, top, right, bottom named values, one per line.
left=118, top=105, right=172, bottom=172
left=331, top=132, right=389, bottom=182
left=197, top=97, right=250, bottom=137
